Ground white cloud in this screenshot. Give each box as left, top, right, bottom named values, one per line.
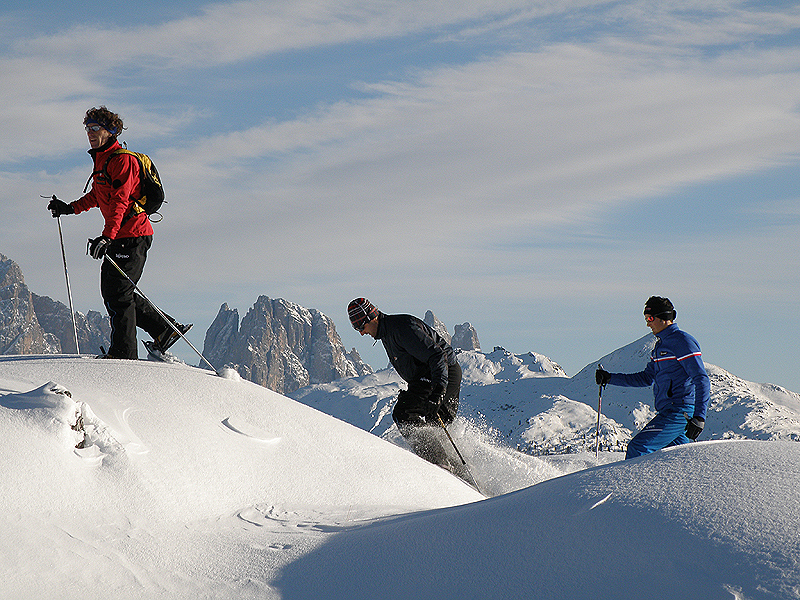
left=164, top=41, right=800, bottom=236
left=12, top=1, right=611, bottom=69
left=606, top=1, right=800, bottom=47
left=3, top=0, right=800, bottom=390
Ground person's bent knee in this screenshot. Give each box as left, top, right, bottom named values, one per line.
left=625, top=438, right=648, bottom=460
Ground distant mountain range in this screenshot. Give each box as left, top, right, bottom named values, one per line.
left=3, top=250, right=799, bottom=456
left=1, top=251, right=480, bottom=396
left=291, top=337, right=800, bottom=455
left=0, top=253, right=110, bottom=355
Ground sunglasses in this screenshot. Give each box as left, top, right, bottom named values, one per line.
left=85, top=124, right=104, bottom=132
left=645, top=312, right=670, bottom=322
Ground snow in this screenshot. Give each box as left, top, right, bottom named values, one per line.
left=277, top=441, right=800, bottom=600
left=1, top=353, right=799, bottom=599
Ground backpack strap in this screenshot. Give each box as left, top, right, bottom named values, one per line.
left=83, top=164, right=106, bottom=194
left=82, top=150, right=146, bottom=219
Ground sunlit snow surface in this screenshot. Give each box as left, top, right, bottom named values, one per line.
left=1, top=355, right=798, bottom=599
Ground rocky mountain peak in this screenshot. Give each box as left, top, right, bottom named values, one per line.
left=202, top=296, right=368, bottom=394
left=0, top=253, right=110, bottom=355
left=453, top=322, right=481, bottom=351
left=424, top=310, right=451, bottom=344
left=423, top=310, right=480, bottom=351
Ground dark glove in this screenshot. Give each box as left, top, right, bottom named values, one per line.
left=685, top=415, right=705, bottom=440
left=88, top=235, right=111, bottom=260
left=48, top=197, right=74, bottom=217
left=426, top=385, right=445, bottom=422
left=595, top=367, right=611, bottom=386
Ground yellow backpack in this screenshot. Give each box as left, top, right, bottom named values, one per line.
left=84, top=148, right=165, bottom=221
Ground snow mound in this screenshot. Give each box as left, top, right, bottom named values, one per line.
left=0, top=356, right=481, bottom=599
left=275, top=440, right=800, bottom=600
left=1, top=356, right=798, bottom=599
left=0, top=357, right=481, bottom=521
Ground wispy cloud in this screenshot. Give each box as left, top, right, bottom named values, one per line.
left=2, top=0, right=800, bottom=388
left=13, top=1, right=609, bottom=69
left=605, top=1, right=800, bottom=46
left=166, top=41, right=800, bottom=234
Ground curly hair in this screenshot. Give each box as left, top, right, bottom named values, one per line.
left=84, top=106, right=125, bottom=137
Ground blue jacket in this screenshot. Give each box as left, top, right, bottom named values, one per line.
left=376, top=313, right=456, bottom=390
left=609, top=324, right=710, bottom=420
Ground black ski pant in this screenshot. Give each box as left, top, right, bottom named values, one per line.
left=393, top=362, right=462, bottom=466
left=100, top=235, right=172, bottom=359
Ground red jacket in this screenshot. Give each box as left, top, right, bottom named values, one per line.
left=71, top=140, right=153, bottom=239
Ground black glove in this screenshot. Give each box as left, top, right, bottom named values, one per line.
left=88, top=235, right=111, bottom=260
left=48, top=197, right=74, bottom=217
left=595, top=367, right=611, bottom=386
left=426, top=385, right=445, bottom=422
left=685, top=415, right=705, bottom=440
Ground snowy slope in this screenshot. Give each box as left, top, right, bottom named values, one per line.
left=275, top=440, right=800, bottom=600
left=0, top=356, right=480, bottom=600
left=1, top=354, right=798, bottom=599
left=293, top=337, right=800, bottom=457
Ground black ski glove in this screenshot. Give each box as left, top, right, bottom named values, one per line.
left=426, top=385, right=445, bottom=422
left=48, top=198, right=74, bottom=217
left=685, top=415, right=705, bottom=440
left=595, top=367, right=611, bottom=386
left=88, top=235, right=111, bottom=260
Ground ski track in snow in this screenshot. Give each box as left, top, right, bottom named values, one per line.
left=220, top=416, right=282, bottom=444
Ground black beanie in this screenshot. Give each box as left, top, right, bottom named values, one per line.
left=644, top=296, right=676, bottom=321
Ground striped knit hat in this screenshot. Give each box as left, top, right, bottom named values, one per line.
left=348, top=298, right=379, bottom=330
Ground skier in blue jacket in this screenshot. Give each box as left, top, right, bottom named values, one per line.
left=596, top=296, right=710, bottom=459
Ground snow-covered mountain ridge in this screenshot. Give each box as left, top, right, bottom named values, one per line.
left=292, top=335, right=800, bottom=456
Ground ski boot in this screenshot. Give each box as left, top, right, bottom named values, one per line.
left=150, top=322, right=193, bottom=354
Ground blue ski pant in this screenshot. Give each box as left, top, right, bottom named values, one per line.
left=625, top=406, right=692, bottom=460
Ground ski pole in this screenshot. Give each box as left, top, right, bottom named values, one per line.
left=48, top=196, right=80, bottom=354
left=437, top=415, right=480, bottom=492
left=101, top=253, right=217, bottom=373
left=595, top=363, right=605, bottom=458
left=438, top=415, right=467, bottom=464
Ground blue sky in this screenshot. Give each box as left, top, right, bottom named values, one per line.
left=2, top=1, right=800, bottom=392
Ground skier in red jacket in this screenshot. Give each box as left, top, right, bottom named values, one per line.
left=48, top=106, right=189, bottom=359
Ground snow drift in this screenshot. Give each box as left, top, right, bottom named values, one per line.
left=0, top=355, right=798, bottom=599
left=276, top=440, right=800, bottom=600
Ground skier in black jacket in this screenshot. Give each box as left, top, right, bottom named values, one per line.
left=348, top=298, right=462, bottom=468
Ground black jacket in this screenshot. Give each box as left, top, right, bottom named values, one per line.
left=376, top=312, right=456, bottom=389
